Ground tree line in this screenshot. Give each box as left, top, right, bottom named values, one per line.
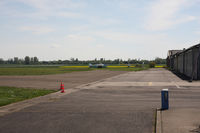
left=0, top=56, right=39, bottom=65
left=0, top=57, right=166, bottom=65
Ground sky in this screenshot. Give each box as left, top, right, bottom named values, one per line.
left=0, top=0, right=200, bottom=61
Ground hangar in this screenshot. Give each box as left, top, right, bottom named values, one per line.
left=167, top=43, right=200, bottom=80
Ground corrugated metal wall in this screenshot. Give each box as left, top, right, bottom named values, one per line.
left=178, top=53, right=183, bottom=73
left=184, top=50, right=192, bottom=78
left=193, top=48, right=199, bottom=79
left=167, top=44, right=200, bottom=80
left=173, top=55, right=178, bottom=72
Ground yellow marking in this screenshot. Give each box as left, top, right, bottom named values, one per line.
left=148, top=82, right=152, bottom=86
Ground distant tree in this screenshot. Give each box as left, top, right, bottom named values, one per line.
left=0, top=58, right=4, bottom=64
left=18, top=58, right=24, bottom=64
left=100, top=58, right=104, bottom=63
left=149, top=62, right=155, bottom=68
left=128, top=58, right=131, bottom=64
left=155, top=57, right=166, bottom=64
left=14, top=57, right=19, bottom=64
left=113, top=59, right=120, bottom=64
left=30, top=57, right=34, bottom=64
left=33, top=57, right=39, bottom=64
left=25, top=56, right=30, bottom=65
left=58, top=60, right=62, bottom=64
left=0, top=56, right=167, bottom=65
left=119, top=59, right=123, bottom=64
left=8, top=59, right=14, bottom=64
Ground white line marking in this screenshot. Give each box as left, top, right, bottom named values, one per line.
left=172, top=81, right=180, bottom=88
left=148, top=82, right=152, bottom=86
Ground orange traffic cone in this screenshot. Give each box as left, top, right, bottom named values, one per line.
left=60, top=82, right=65, bottom=93
left=60, top=82, right=63, bottom=90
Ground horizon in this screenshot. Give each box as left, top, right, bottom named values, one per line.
left=1, top=0, right=200, bottom=60
left=0, top=56, right=165, bottom=62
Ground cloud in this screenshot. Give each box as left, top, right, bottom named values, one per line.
left=96, top=44, right=105, bottom=48
left=195, top=30, right=200, bottom=35
left=0, top=0, right=85, bottom=19
left=93, top=31, right=167, bottom=45
left=66, top=34, right=96, bottom=45
left=145, top=0, right=197, bottom=31
left=103, top=0, right=134, bottom=8
left=89, top=17, right=121, bottom=26
left=57, top=12, right=82, bottom=18
left=1, top=0, right=120, bottom=24
left=68, top=25, right=90, bottom=32
left=15, top=0, right=86, bottom=10
left=88, top=30, right=179, bottom=59
left=176, top=15, right=196, bottom=23
left=50, top=44, right=61, bottom=48
left=26, top=11, right=83, bottom=19
left=20, top=26, right=55, bottom=34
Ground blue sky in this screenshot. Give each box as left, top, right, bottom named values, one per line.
left=0, top=0, right=200, bottom=61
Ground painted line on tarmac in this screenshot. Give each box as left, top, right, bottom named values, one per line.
left=175, top=84, right=180, bottom=88
left=148, top=82, right=152, bottom=86
left=85, top=82, right=179, bottom=87
left=83, top=81, right=200, bottom=88
left=172, top=81, right=180, bottom=88
left=156, top=109, right=163, bottom=133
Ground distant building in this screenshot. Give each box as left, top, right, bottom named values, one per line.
left=167, top=43, right=200, bottom=80
left=167, top=50, right=183, bottom=57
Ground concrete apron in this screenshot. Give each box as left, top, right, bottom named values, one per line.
left=0, top=89, right=80, bottom=117
left=0, top=72, right=130, bottom=117
left=156, top=108, right=200, bottom=133
left=156, top=109, right=162, bottom=133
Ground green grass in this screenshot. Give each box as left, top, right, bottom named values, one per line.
left=0, top=65, right=151, bottom=75
left=0, top=86, right=56, bottom=107
left=0, top=66, right=92, bottom=75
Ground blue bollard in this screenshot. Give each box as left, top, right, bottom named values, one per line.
left=161, top=89, right=169, bottom=110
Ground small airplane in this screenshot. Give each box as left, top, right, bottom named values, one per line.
left=89, top=63, right=107, bottom=68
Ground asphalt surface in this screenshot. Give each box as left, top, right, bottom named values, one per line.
left=0, top=70, right=126, bottom=90
left=161, top=82, right=200, bottom=133
left=0, top=68, right=186, bottom=133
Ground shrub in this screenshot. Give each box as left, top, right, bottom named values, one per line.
left=149, top=62, right=155, bottom=68
left=135, top=64, right=142, bottom=68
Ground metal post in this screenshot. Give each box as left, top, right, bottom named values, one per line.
left=161, top=89, right=169, bottom=110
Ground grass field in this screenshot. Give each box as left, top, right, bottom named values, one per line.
left=0, top=66, right=92, bottom=75
left=0, top=64, right=155, bottom=75
left=0, top=86, right=56, bottom=107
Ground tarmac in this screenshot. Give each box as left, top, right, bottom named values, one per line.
left=156, top=84, right=200, bottom=133
left=0, top=68, right=200, bottom=133
left=0, top=70, right=126, bottom=90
